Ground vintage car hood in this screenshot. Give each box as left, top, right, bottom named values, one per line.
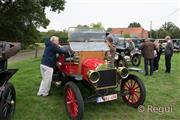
left=81, top=58, right=104, bottom=80
left=82, top=58, right=104, bottom=70
left=69, top=42, right=110, bottom=52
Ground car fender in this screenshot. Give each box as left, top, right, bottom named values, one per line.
left=0, top=69, right=18, bottom=85
left=131, top=52, right=141, bottom=57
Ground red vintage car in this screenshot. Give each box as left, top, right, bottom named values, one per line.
left=53, top=28, right=146, bottom=120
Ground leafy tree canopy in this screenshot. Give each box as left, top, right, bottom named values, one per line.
left=76, top=22, right=104, bottom=29
left=157, top=22, right=180, bottom=39
left=40, top=29, right=68, bottom=43
left=90, top=22, right=104, bottom=29
left=0, top=0, right=65, bottom=43
left=128, top=22, right=141, bottom=28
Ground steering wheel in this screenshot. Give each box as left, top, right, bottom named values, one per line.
left=63, top=45, right=75, bottom=58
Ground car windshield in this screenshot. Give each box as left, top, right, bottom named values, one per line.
left=69, top=42, right=110, bottom=51
left=114, top=39, right=126, bottom=47
left=111, top=37, right=126, bottom=48
left=68, top=27, right=106, bottom=42
left=68, top=27, right=110, bottom=51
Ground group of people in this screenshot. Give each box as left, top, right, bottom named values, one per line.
left=140, top=36, right=174, bottom=76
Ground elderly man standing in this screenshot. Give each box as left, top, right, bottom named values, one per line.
left=164, top=36, right=174, bottom=73
left=37, top=36, right=65, bottom=96
left=140, top=38, right=156, bottom=76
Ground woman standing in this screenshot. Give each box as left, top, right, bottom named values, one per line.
left=153, top=40, right=163, bottom=72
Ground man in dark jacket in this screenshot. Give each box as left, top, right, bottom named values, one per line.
left=140, top=38, right=156, bottom=76
left=37, top=36, right=65, bottom=96
left=164, top=36, right=173, bottom=73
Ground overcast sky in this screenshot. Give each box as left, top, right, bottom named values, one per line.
left=39, top=0, right=180, bottom=31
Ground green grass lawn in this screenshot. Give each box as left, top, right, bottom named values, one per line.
left=9, top=54, right=180, bottom=120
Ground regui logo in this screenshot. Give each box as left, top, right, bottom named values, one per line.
left=138, top=105, right=173, bottom=113
left=147, top=105, right=173, bottom=113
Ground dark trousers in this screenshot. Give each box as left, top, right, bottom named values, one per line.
left=165, top=54, right=172, bottom=73
left=153, top=56, right=160, bottom=71
left=144, top=58, right=153, bottom=75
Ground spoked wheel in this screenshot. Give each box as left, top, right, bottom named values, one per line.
left=0, top=83, right=16, bottom=120
left=121, top=75, right=146, bottom=108
left=131, top=55, right=141, bottom=66
left=64, top=81, right=84, bottom=120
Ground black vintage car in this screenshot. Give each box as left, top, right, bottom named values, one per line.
left=113, top=37, right=142, bottom=67
left=0, top=41, right=20, bottom=120
left=173, top=39, right=180, bottom=52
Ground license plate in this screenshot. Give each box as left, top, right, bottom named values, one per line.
left=96, top=94, right=117, bottom=103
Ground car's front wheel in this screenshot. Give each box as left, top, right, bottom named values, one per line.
left=64, top=81, right=84, bottom=120
left=0, top=82, right=16, bottom=120
left=120, top=75, right=146, bottom=108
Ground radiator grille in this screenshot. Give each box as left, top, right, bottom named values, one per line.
left=96, top=69, right=117, bottom=88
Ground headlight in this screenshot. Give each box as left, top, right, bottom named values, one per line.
left=114, top=53, right=119, bottom=60
left=87, top=70, right=100, bottom=83
left=117, top=67, right=129, bottom=79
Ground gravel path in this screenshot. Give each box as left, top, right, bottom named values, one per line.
left=9, top=49, right=44, bottom=63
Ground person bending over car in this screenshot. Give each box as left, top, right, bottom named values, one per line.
left=37, top=36, right=65, bottom=97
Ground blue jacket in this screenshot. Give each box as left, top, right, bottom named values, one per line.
left=41, top=39, right=66, bottom=68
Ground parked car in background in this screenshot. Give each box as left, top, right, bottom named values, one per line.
left=173, top=39, right=180, bottom=52
left=112, top=36, right=142, bottom=67
left=157, top=39, right=180, bottom=52
left=53, top=28, right=146, bottom=120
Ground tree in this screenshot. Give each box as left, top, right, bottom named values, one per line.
left=90, top=22, right=104, bottom=29
left=128, top=22, right=141, bottom=28
left=157, top=28, right=171, bottom=38
left=149, top=30, right=158, bottom=39
left=123, top=34, right=130, bottom=38
left=77, top=24, right=89, bottom=28
left=40, top=29, right=68, bottom=43
left=0, top=0, right=65, bottom=44
left=158, top=22, right=180, bottom=39
left=106, top=28, right=112, bottom=32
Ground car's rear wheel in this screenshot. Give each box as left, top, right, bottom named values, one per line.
left=120, top=75, right=146, bottom=108
left=0, top=82, right=16, bottom=120
left=64, top=81, right=84, bottom=120
left=131, top=55, right=141, bottom=66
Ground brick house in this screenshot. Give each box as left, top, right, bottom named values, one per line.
left=111, top=27, right=149, bottom=38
